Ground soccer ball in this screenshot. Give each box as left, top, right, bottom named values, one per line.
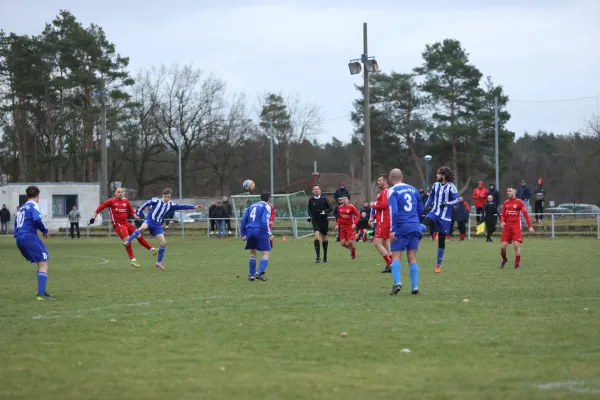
left=243, top=179, right=255, bottom=192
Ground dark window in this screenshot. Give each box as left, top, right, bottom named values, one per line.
left=52, top=195, right=78, bottom=217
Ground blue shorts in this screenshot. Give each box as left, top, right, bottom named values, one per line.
left=245, top=228, right=271, bottom=252
left=16, top=234, right=49, bottom=263
left=426, top=212, right=451, bottom=235
left=145, top=219, right=164, bottom=236
left=391, top=231, right=422, bottom=252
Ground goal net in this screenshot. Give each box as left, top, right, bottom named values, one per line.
left=230, top=191, right=311, bottom=239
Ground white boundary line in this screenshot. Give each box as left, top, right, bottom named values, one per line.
left=536, top=381, right=600, bottom=394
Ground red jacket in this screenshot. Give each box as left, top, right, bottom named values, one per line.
left=472, top=181, right=488, bottom=208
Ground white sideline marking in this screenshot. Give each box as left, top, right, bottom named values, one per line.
left=68, top=255, right=110, bottom=265
left=536, top=381, right=600, bottom=394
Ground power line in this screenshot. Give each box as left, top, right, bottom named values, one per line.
left=511, top=95, right=599, bottom=103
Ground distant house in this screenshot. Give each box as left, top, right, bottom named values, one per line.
left=0, top=182, right=100, bottom=231
left=275, top=172, right=361, bottom=203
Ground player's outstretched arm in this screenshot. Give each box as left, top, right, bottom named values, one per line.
left=32, top=208, right=48, bottom=237
left=424, top=185, right=435, bottom=208
left=136, top=198, right=153, bottom=216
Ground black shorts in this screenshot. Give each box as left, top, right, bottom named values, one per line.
left=312, top=218, right=329, bottom=235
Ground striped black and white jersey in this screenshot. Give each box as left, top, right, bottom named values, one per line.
left=424, top=182, right=459, bottom=222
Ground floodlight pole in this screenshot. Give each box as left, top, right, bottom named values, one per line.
left=177, top=127, right=184, bottom=239
left=494, top=96, right=499, bottom=191
left=269, top=120, right=275, bottom=196
left=362, top=22, right=372, bottom=203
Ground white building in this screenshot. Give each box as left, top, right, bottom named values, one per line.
left=0, top=182, right=101, bottom=231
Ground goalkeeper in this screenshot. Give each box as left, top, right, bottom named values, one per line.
left=307, top=184, right=332, bottom=263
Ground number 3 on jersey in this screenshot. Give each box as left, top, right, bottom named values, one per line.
left=249, top=206, right=257, bottom=221
left=403, top=193, right=413, bottom=212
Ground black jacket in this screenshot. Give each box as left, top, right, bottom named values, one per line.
left=482, top=202, right=498, bottom=221
left=0, top=208, right=9, bottom=223
left=308, top=196, right=332, bottom=220
left=516, top=185, right=531, bottom=201
left=534, top=185, right=546, bottom=201
left=356, top=216, right=370, bottom=230
left=214, top=205, right=227, bottom=219
left=454, top=202, right=470, bottom=223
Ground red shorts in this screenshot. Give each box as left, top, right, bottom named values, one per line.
left=501, top=223, right=523, bottom=244
left=338, top=227, right=355, bottom=241
left=374, top=223, right=390, bottom=239
left=113, top=222, right=136, bottom=240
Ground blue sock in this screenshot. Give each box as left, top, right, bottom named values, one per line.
left=437, top=248, right=445, bottom=265
left=157, top=245, right=166, bottom=262
left=391, top=259, right=401, bottom=285
left=127, top=229, right=140, bottom=244
left=249, top=256, right=257, bottom=276
left=409, top=263, right=419, bottom=290
left=37, top=271, right=47, bottom=295
left=257, top=257, right=269, bottom=274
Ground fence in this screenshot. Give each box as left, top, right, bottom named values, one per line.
left=54, top=212, right=600, bottom=240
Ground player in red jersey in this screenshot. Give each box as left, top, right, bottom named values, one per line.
left=89, top=187, right=157, bottom=268
left=335, top=195, right=360, bottom=259
left=370, top=174, right=393, bottom=273
left=500, top=185, right=535, bottom=270
left=267, top=201, right=275, bottom=248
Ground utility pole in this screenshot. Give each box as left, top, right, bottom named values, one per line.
left=269, top=120, right=274, bottom=196
left=362, top=22, right=372, bottom=203
left=99, top=85, right=108, bottom=209
left=494, top=96, right=499, bottom=191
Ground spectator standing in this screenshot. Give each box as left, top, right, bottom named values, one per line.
left=222, top=196, right=233, bottom=235
left=333, top=182, right=350, bottom=201
left=0, top=204, right=10, bottom=235
left=482, top=195, right=498, bottom=242
left=214, top=200, right=227, bottom=239
left=472, top=181, right=488, bottom=223
left=488, top=184, right=500, bottom=208
left=533, top=178, right=546, bottom=223
left=516, top=180, right=531, bottom=223
left=454, top=197, right=470, bottom=241
left=68, top=205, right=81, bottom=238
left=208, top=201, right=217, bottom=234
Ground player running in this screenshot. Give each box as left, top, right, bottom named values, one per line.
left=90, top=187, right=157, bottom=268
left=335, top=195, right=360, bottom=259
left=500, top=185, right=535, bottom=270
left=124, top=188, right=202, bottom=269
left=14, top=186, right=55, bottom=300
left=307, top=184, right=332, bottom=263
left=241, top=192, right=273, bottom=281
left=387, top=169, right=424, bottom=295
left=423, top=166, right=460, bottom=273
left=370, top=174, right=393, bottom=273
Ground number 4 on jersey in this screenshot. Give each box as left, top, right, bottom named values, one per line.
left=249, top=206, right=257, bottom=221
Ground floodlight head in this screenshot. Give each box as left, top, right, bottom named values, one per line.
left=424, top=155, right=432, bottom=161
left=366, top=59, right=379, bottom=73
left=348, top=61, right=362, bottom=75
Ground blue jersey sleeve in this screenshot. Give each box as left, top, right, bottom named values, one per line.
left=137, top=198, right=153, bottom=215
left=388, top=189, right=399, bottom=227
left=424, top=184, right=435, bottom=209
left=262, top=204, right=272, bottom=236
left=32, top=207, right=48, bottom=234
left=241, top=207, right=250, bottom=236
left=171, top=203, right=195, bottom=211
left=446, top=184, right=459, bottom=206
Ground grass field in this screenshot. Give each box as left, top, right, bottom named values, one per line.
left=1, top=235, right=600, bottom=399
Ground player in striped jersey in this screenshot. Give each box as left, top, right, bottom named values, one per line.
left=124, top=188, right=202, bottom=269
left=423, top=166, right=460, bottom=273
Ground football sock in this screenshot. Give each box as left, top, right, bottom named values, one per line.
left=383, top=254, right=392, bottom=265
left=501, top=248, right=507, bottom=261
left=37, top=271, right=47, bottom=295
left=249, top=255, right=257, bottom=276
left=409, top=263, right=419, bottom=290
left=460, top=233, right=465, bottom=239
left=258, top=257, right=269, bottom=274
left=420, top=224, right=427, bottom=233
left=126, top=229, right=140, bottom=244
left=157, top=245, right=166, bottom=262
left=137, top=236, right=152, bottom=250
left=314, top=240, right=320, bottom=258
left=437, top=248, right=445, bottom=265
left=351, top=247, right=356, bottom=258
left=125, top=243, right=134, bottom=259
left=391, top=260, right=401, bottom=285
left=515, top=255, right=521, bottom=266
left=322, top=240, right=328, bottom=258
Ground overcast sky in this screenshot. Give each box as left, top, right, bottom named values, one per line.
left=2, top=0, right=599, bottom=143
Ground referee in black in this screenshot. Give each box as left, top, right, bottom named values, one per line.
left=307, top=184, right=332, bottom=263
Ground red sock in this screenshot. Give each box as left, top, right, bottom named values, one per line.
left=351, top=247, right=356, bottom=258
left=383, top=254, right=392, bottom=265
left=516, top=255, right=521, bottom=266
left=501, top=249, right=507, bottom=261
left=125, top=243, right=134, bottom=259
left=137, top=236, right=153, bottom=250
left=460, top=233, right=465, bottom=239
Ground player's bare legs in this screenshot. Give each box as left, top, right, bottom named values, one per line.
left=513, top=241, right=521, bottom=270
left=154, top=233, right=167, bottom=269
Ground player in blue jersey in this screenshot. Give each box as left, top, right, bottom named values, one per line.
left=423, top=166, right=460, bottom=273
left=241, top=192, right=273, bottom=281
left=124, top=188, right=202, bottom=269
left=14, top=186, right=55, bottom=300
left=387, top=169, right=424, bottom=295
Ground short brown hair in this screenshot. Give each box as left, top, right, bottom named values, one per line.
left=163, top=188, right=173, bottom=196
left=377, top=174, right=388, bottom=182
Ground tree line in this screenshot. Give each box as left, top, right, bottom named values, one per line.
left=1, top=11, right=598, bottom=205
